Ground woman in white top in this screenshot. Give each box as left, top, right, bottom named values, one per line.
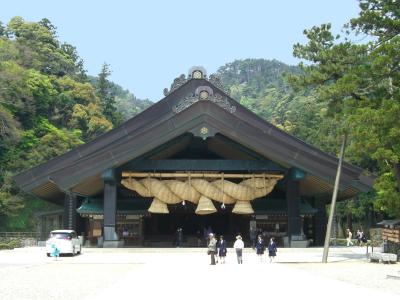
left=233, top=235, right=244, bottom=264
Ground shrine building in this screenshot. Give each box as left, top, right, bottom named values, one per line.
left=13, top=67, right=374, bottom=247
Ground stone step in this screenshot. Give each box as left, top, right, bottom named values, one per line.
left=386, top=274, right=400, bottom=280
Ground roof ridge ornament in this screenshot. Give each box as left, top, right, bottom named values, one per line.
left=208, top=74, right=230, bottom=95
left=163, top=74, right=188, bottom=96
left=188, top=66, right=207, bottom=79
left=164, top=67, right=230, bottom=96
left=172, top=85, right=236, bottom=114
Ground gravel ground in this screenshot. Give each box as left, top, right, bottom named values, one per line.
left=0, top=262, right=142, bottom=300
left=0, top=247, right=398, bottom=300
left=288, top=261, right=400, bottom=295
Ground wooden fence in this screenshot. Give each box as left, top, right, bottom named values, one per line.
left=0, top=232, right=39, bottom=239
left=382, top=228, right=400, bottom=243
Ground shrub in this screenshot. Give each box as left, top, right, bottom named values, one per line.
left=0, top=243, right=12, bottom=250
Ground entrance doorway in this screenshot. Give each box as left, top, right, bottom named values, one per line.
left=143, top=212, right=250, bottom=247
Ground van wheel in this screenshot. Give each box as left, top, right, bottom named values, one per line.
left=47, top=253, right=50, bottom=257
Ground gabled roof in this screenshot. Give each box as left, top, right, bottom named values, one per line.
left=13, top=68, right=374, bottom=201
left=377, top=220, right=400, bottom=227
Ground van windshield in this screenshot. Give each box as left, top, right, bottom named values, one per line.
left=49, top=232, right=71, bottom=239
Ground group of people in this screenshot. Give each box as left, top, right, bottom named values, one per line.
left=207, top=233, right=277, bottom=265
left=346, top=228, right=367, bottom=246
left=255, top=235, right=277, bottom=263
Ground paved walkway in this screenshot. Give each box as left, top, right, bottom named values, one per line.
left=0, top=247, right=398, bottom=300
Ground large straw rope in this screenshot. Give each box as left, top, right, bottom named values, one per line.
left=212, top=179, right=255, bottom=201
left=140, top=178, right=182, bottom=204
left=121, top=178, right=152, bottom=197
left=121, top=176, right=280, bottom=205
left=239, top=178, right=278, bottom=198
left=164, top=180, right=201, bottom=204
left=190, top=179, right=236, bottom=204
left=148, top=198, right=169, bottom=214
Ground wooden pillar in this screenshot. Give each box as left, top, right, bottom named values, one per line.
left=286, top=168, right=304, bottom=243
left=103, top=169, right=117, bottom=241
left=63, top=192, right=77, bottom=230
left=314, top=197, right=327, bottom=246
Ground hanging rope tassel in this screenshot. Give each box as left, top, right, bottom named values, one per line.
left=221, top=173, right=225, bottom=209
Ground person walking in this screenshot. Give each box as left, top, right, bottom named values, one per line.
left=207, top=233, right=217, bottom=265
left=346, top=228, right=354, bottom=246
left=50, top=243, right=60, bottom=260
left=196, top=230, right=202, bottom=247
left=233, top=235, right=244, bottom=264
left=217, top=235, right=227, bottom=264
left=175, top=227, right=183, bottom=247
left=360, top=230, right=367, bottom=246
left=255, top=235, right=265, bottom=262
left=249, top=226, right=257, bottom=249
left=267, top=238, right=277, bottom=263
left=356, top=229, right=362, bottom=246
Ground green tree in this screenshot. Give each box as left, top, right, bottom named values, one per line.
left=69, top=103, right=113, bottom=140
left=0, top=17, right=152, bottom=230
left=96, top=63, right=122, bottom=126
left=7, top=17, right=85, bottom=78
left=0, top=21, right=5, bottom=37
left=0, top=171, right=24, bottom=228
left=0, top=107, right=21, bottom=181
left=289, top=0, right=400, bottom=217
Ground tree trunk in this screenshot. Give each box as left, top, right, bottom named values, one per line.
left=346, top=212, right=353, bottom=231
left=394, top=163, right=400, bottom=192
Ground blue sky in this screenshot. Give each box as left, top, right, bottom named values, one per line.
left=1, top=0, right=361, bottom=101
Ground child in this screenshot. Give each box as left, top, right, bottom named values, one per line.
left=50, top=243, right=60, bottom=260
left=218, top=235, right=227, bottom=264
left=255, top=235, right=265, bottom=262
left=268, top=238, right=277, bottom=263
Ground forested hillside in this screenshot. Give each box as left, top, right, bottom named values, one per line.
left=0, top=17, right=151, bottom=230
left=89, top=75, right=152, bottom=121
left=217, top=59, right=341, bottom=156
left=219, top=0, right=400, bottom=222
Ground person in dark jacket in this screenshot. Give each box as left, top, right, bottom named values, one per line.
left=175, top=227, right=183, bottom=247
left=217, top=235, right=227, bottom=264
left=268, top=237, right=277, bottom=263
left=207, top=233, right=217, bottom=265
left=249, top=227, right=257, bottom=249
left=255, top=235, right=265, bottom=262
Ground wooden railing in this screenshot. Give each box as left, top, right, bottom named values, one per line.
left=0, top=232, right=39, bottom=239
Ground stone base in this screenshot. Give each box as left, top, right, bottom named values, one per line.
left=103, top=240, right=125, bottom=248
left=290, top=240, right=310, bottom=248
left=368, top=252, right=397, bottom=263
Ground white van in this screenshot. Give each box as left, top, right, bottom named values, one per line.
left=46, top=230, right=82, bottom=256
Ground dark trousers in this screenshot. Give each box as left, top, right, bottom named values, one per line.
left=210, top=251, right=216, bottom=265
left=236, top=249, right=243, bottom=264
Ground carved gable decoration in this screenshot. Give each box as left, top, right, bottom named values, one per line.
left=209, top=74, right=230, bottom=95
left=188, top=66, right=207, bottom=80
left=163, top=74, right=188, bottom=96
left=164, top=67, right=231, bottom=97
left=172, top=85, right=236, bottom=114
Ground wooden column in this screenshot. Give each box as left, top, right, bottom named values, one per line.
left=314, top=197, right=327, bottom=246
left=103, top=169, right=117, bottom=241
left=286, top=169, right=303, bottom=243
left=63, top=192, right=77, bottom=230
